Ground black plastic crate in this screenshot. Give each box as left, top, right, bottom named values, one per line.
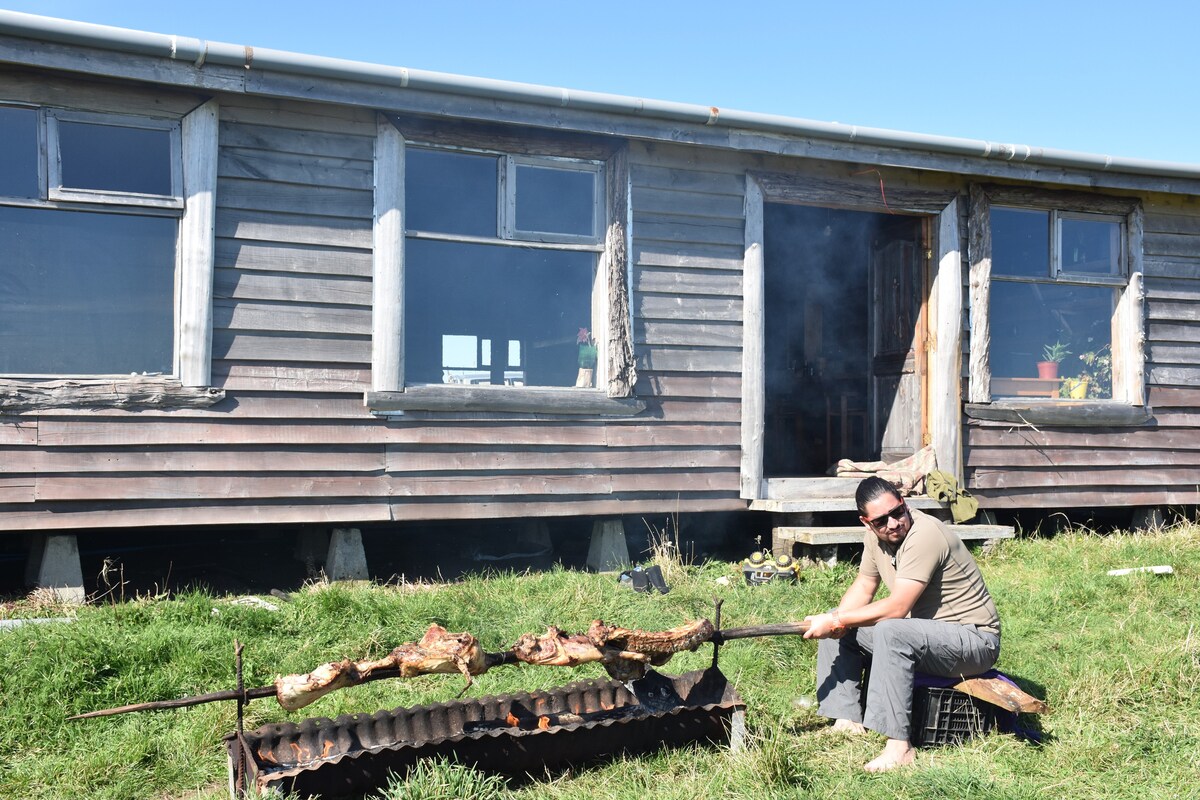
left=910, top=686, right=997, bottom=746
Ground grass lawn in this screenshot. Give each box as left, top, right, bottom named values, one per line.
left=1, top=521, right=1198, bottom=799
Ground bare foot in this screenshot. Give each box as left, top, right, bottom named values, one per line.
left=864, top=738, right=915, bottom=772
left=830, top=718, right=868, bottom=735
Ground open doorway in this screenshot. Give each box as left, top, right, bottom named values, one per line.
left=762, top=203, right=926, bottom=477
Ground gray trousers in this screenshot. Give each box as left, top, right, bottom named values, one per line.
left=815, top=618, right=1000, bottom=741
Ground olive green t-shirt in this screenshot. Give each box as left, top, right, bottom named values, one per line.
left=859, top=507, right=1000, bottom=635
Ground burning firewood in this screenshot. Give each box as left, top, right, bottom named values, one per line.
left=274, top=623, right=487, bottom=711
left=511, top=618, right=716, bottom=681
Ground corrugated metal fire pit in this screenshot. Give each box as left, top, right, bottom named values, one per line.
left=226, top=667, right=744, bottom=798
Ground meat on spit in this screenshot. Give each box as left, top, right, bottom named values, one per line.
left=274, top=623, right=487, bottom=711
left=511, top=618, right=716, bottom=681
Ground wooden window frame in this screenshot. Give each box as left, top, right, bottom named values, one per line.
left=367, top=116, right=640, bottom=416
left=0, top=99, right=221, bottom=412
left=46, top=109, right=184, bottom=209
left=966, top=184, right=1146, bottom=425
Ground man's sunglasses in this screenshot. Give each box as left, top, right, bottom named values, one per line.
left=866, top=503, right=909, bottom=529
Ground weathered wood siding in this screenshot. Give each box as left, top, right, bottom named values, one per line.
left=0, top=102, right=745, bottom=531
left=965, top=197, right=1200, bottom=508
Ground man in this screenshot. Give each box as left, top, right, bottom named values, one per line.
left=803, top=475, right=1001, bottom=772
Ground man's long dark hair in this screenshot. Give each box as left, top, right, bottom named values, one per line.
left=855, top=476, right=902, bottom=516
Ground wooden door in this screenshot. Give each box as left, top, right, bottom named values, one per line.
left=869, top=220, right=926, bottom=462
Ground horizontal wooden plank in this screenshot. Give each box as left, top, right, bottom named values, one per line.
left=651, top=399, right=741, bottom=423
left=754, top=172, right=957, bottom=213
left=386, top=495, right=746, bottom=522
left=1148, top=365, right=1200, bottom=385
left=214, top=364, right=371, bottom=393
left=33, top=420, right=613, bottom=447
left=964, top=402, right=1153, bottom=427
left=633, top=216, right=745, bottom=247
left=634, top=267, right=743, bottom=297
left=1143, top=209, right=1200, bottom=236
left=634, top=374, right=741, bottom=399
left=0, top=501, right=394, bottom=531
left=213, top=331, right=371, bottom=364
left=33, top=473, right=617, bottom=501
left=1146, top=301, right=1200, bottom=323
left=636, top=295, right=743, bottom=322
left=1147, top=386, right=1200, bottom=407
left=1143, top=277, right=1200, bottom=301
left=633, top=243, right=744, bottom=271
left=1147, top=321, right=1200, bottom=343
left=219, top=147, right=371, bottom=190
left=0, top=422, right=37, bottom=446
left=215, top=300, right=372, bottom=336
left=966, top=447, right=1200, bottom=468
left=773, top=524, right=1014, bottom=546
left=0, top=478, right=35, bottom=504
left=1143, top=256, right=1200, bottom=280
left=604, top=423, right=739, bottom=448
left=11, top=447, right=384, bottom=474
left=749, top=497, right=945, bottom=513
left=218, top=121, right=375, bottom=160
left=26, top=393, right=367, bottom=420
left=966, top=425, right=1200, bottom=449
left=0, top=65, right=208, bottom=115
left=1144, top=231, right=1200, bottom=259
left=385, top=446, right=737, bottom=472
left=633, top=186, right=745, bottom=220
left=218, top=98, right=378, bottom=135
left=215, top=239, right=372, bottom=278
left=969, top=487, right=1200, bottom=509
left=610, top=470, right=738, bottom=493
left=215, top=209, right=373, bottom=249
left=217, top=177, right=374, bottom=219
left=970, top=466, right=1200, bottom=490
left=214, top=268, right=373, bottom=305
left=1146, top=342, right=1200, bottom=363
left=635, top=319, right=743, bottom=348
left=630, top=164, right=746, bottom=196
left=636, top=347, right=742, bottom=373
left=368, top=388, right=645, bottom=416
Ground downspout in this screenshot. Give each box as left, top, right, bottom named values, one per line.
left=3, top=10, right=1200, bottom=180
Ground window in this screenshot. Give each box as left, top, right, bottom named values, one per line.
left=1, top=106, right=185, bottom=378
left=969, top=185, right=1144, bottom=409
left=403, top=145, right=604, bottom=389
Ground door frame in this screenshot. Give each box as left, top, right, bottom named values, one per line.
left=740, top=172, right=963, bottom=500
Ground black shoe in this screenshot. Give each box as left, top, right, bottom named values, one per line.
left=645, top=565, right=670, bottom=594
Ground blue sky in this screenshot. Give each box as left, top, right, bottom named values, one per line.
left=3, top=1, right=1196, bottom=164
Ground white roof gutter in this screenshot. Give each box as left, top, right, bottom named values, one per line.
left=2, top=10, right=1198, bottom=181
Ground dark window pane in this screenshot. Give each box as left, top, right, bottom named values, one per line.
left=1061, top=217, right=1121, bottom=275
left=992, top=207, right=1049, bottom=278
left=57, top=120, right=174, bottom=196
left=0, top=207, right=176, bottom=374
left=0, top=107, right=39, bottom=198
left=515, top=164, right=596, bottom=237
left=989, top=280, right=1114, bottom=399
left=406, top=148, right=498, bottom=237
left=405, top=239, right=594, bottom=387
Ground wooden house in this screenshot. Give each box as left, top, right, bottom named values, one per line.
left=2, top=12, right=1198, bottom=593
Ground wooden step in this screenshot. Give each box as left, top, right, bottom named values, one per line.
left=750, top=497, right=945, bottom=514
left=772, top=524, right=1015, bottom=550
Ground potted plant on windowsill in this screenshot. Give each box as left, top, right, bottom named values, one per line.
left=1038, top=340, right=1071, bottom=380
left=576, top=327, right=597, bottom=388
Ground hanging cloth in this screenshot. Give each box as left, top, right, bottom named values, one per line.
left=924, top=469, right=979, bottom=523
